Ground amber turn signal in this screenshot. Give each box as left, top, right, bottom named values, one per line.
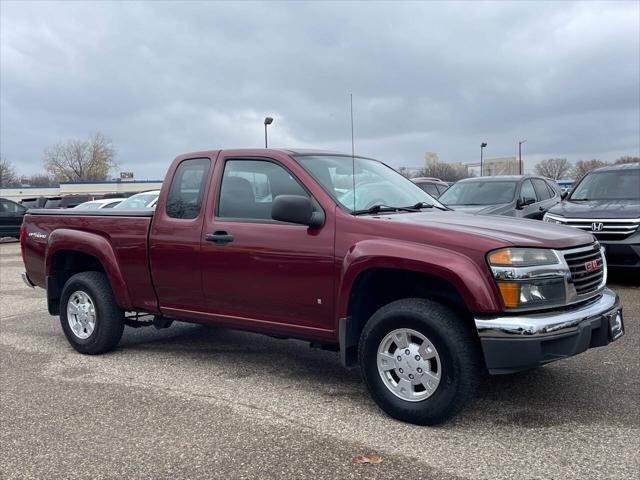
left=488, top=249, right=513, bottom=266
left=497, top=282, right=519, bottom=308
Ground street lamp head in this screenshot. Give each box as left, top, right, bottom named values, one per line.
left=481, top=142, right=487, bottom=148
left=519, top=139, right=527, bottom=145
left=264, top=117, right=274, bottom=125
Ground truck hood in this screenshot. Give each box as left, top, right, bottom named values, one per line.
left=548, top=199, right=640, bottom=219
left=372, top=210, right=594, bottom=249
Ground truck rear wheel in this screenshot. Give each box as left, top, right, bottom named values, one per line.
left=59, top=272, right=124, bottom=355
left=358, top=298, right=480, bottom=425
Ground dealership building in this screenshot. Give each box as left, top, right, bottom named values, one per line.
left=0, top=179, right=163, bottom=202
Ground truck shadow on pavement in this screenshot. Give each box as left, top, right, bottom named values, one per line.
left=114, top=323, right=637, bottom=429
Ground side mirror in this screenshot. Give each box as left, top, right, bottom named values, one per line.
left=517, top=197, right=536, bottom=209
left=561, top=191, right=568, bottom=200
left=272, top=195, right=324, bottom=228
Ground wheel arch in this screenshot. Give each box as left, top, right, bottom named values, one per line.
left=45, top=229, right=133, bottom=314
left=337, top=241, right=498, bottom=367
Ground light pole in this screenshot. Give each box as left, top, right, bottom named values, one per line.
left=480, top=142, right=487, bottom=176
left=518, top=139, right=527, bottom=175
left=264, top=117, right=273, bottom=148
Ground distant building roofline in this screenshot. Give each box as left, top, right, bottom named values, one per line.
left=59, top=179, right=163, bottom=185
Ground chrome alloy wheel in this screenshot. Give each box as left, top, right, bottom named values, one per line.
left=67, top=290, right=96, bottom=340
left=377, top=328, right=442, bottom=402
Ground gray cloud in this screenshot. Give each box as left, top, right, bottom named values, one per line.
left=1, top=0, right=638, bottom=178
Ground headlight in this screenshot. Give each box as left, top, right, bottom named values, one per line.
left=487, top=248, right=567, bottom=310
left=543, top=213, right=564, bottom=224
left=488, top=248, right=559, bottom=267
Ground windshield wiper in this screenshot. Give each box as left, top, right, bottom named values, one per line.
left=352, top=204, right=419, bottom=215
left=409, top=201, right=449, bottom=211
left=570, top=198, right=590, bottom=201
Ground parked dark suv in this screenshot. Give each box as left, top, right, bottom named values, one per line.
left=0, top=198, right=27, bottom=238
left=544, top=163, right=640, bottom=268
left=438, top=175, right=562, bottom=219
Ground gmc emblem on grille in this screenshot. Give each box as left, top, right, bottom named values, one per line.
left=585, top=259, right=601, bottom=272
left=591, top=222, right=604, bottom=231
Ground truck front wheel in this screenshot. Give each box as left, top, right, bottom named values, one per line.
left=358, top=298, right=480, bottom=425
left=59, top=272, right=124, bottom=355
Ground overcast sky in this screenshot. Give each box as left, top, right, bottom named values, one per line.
left=1, top=0, right=639, bottom=179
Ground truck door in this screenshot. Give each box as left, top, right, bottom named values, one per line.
left=200, top=155, right=335, bottom=333
left=149, top=156, right=214, bottom=313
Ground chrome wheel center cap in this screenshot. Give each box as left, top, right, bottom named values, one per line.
left=377, top=328, right=442, bottom=402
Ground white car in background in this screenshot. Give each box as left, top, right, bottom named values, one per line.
left=73, top=198, right=124, bottom=209
left=114, top=190, right=160, bottom=209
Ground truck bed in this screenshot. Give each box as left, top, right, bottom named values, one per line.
left=22, top=209, right=157, bottom=313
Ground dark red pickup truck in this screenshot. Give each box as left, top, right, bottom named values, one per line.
left=21, top=149, right=624, bottom=425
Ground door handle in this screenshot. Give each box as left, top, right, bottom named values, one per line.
left=205, top=231, right=234, bottom=245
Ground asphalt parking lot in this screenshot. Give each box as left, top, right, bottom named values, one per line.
left=1, top=241, right=638, bottom=480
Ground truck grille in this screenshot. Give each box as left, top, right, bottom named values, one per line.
left=561, top=244, right=605, bottom=296
left=561, top=218, right=640, bottom=238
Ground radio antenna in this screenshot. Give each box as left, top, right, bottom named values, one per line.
left=350, top=93, right=356, bottom=212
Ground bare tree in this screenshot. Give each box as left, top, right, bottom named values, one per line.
left=0, top=157, right=18, bottom=186
left=573, top=159, right=608, bottom=180
left=534, top=158, right=573, bottom=180
left=416, top=162, right=471, bottom=182
left=614, top=155, right=640, bottom=164
left=396, top=166, right=410, bottom=178
left=43, top=133, right=117, bottom=181
left=22, top=173, right=57, bottom=187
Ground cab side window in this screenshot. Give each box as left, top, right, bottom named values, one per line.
left=166, top=158, right=211, bottom=219
left=532, top=179, right=552, bottom=200
left=218, top=160, right=308, bottom=221
left=520, top=179, right=537, bottom=203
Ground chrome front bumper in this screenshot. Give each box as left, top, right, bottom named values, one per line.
left=475, top=288, right=623, bottom=374
left=475, top=288, right=620, bottom=338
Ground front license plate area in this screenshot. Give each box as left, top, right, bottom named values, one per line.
left=608, top=310, right=624, bottom=341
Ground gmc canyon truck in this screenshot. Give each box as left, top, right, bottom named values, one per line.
left=20, top=149, right=625, bottom=425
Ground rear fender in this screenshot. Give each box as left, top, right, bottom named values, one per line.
left=45, top=229, right=133, bottom=310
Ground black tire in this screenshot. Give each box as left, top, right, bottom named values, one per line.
left=359, top=298, right=480, bottom=425
left=59, top=271, right=124, bottom=355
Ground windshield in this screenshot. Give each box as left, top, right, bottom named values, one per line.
left=438, top=181, right=517, bottom=205
left=74, top=202, right=101, bottom=210
left=570, top=169, right=640, bottom=201
left=44, top=198, right=62, bottom=208
left=295, top=155, right=444, bottom=212
left=116, top=192, right=159, bottom=209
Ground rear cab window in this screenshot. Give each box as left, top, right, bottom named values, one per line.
left=166, top=158, right=211, bottom=219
